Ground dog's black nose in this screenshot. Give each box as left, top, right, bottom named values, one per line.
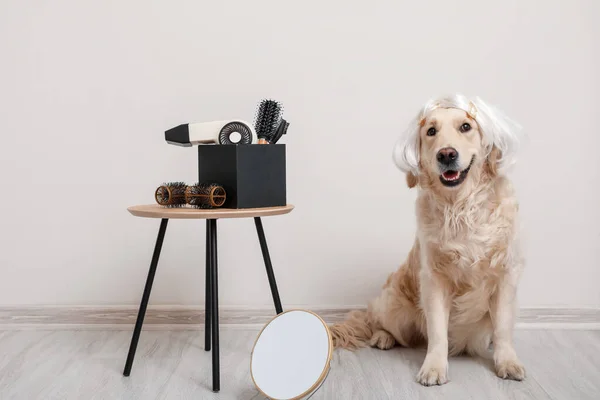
left=437, top=147, right=458, bottom=165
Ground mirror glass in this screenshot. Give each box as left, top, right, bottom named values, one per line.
left=251, top=310, right=332, bottom=399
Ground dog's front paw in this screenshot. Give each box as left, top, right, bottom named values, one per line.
left=494, top=345, right=525, bottom=381
left=495, top=358, right=525, bottom=381
left=417, top=354, right=449, bottom=386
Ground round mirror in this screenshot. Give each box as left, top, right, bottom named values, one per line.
left=251, top=310, right=332, bottom=400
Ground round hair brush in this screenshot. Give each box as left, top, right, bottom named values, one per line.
left=155, top=182, right=187, bottom=207
left=254, top=99, right=282, bottom=144
left=185, top=183, right=227, bottom=209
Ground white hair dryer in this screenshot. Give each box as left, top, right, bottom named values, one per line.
left=165, top=120, right=258, bottom=146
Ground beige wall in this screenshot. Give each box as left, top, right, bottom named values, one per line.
left=0, top=0, right=598, bottom=307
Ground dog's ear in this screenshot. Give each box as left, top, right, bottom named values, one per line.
left=406, top=172, right=418, bottom=188
left=486, top=145, right=502, bottom=177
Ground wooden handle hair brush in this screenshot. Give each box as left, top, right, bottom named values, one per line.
left=155, top=182, right=187, bottom=207
left=185, top=183, right=227, bottom=209
left=155, top=182, right=227, bottom=209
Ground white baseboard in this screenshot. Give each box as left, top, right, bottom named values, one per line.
left=0, top=306, right=598, bottom=330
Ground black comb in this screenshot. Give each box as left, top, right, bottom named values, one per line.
left=270, top=118, right=289, bottom=144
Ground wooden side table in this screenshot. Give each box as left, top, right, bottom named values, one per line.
left=122, top=204, right=294, bottom=392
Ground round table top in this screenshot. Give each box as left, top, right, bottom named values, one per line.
left=127, top=204, right=294, bottom=219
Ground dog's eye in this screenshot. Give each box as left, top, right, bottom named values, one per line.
left=426, top=127, right=436, bottom=136
left=460, top=123, right=471, bottom=133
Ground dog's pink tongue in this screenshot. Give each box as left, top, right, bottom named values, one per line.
left=443, top=171, right=459, bottom=180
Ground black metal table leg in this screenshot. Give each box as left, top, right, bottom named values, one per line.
left=254, top=217, right=283, bottom=314
left=209, top=218, right=220, bottom=392
left=205, top=220, right=211, bottom=352
left=123, top=218, right=168, bottom=377
left=124, top=214, right=285, bottom=393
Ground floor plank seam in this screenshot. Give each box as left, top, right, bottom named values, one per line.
left=0, top=307, right=599, bottom=330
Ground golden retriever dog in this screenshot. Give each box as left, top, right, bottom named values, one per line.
left=330, top=94, right=525, bottom=386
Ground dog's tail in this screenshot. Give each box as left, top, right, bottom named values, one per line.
left=329, top=309, right=374, bottom=350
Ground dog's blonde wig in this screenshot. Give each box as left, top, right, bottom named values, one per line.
left=393, top=94, right=523, bottom=176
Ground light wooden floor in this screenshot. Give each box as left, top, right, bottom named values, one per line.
left=0, top=328, right=598, bottom=399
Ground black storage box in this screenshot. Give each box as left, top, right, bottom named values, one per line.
left=197, top=144, right=286, bottom=209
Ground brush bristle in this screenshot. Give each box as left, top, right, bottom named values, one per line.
left=155, top=182, right=188, bottom=207
left=254, top=99, right=282, bottom=142
left=185, top=183, right=226, bottom=209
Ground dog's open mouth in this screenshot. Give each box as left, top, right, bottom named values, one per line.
left=439, top=156, right=475, bottom=187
